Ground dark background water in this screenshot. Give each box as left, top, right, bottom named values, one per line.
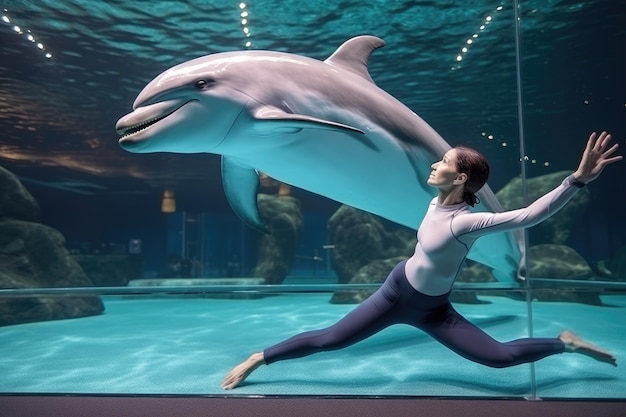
left=0, top=0, right=624, bottom=276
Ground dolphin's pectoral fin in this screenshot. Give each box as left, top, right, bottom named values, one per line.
left=253, top=106, right=379, bottom=150
left=253, top=107, right=365, bottom=135
left=221, top=156, right=269, bottom=234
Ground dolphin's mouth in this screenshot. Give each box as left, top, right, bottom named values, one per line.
left=116, top=99, right=194, bottom=143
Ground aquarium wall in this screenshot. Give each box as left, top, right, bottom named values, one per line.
left=0, top=0, right=624, bottom=400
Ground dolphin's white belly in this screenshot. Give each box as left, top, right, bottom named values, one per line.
left=231, top=126, right=432, bottom=229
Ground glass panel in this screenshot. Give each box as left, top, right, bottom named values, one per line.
left=0, top=1, right=542, bottom=398
left=518, top=0, right=625, bottom=399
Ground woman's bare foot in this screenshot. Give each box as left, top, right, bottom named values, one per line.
left=559, top=330, right=617, bottom=367
left=221, top=352, right=265, bottom=390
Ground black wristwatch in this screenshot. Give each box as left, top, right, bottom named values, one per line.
left=565, top=174, right=586, bottom=188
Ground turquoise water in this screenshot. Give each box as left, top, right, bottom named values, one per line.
left=1, top=293, right=623, bottom=398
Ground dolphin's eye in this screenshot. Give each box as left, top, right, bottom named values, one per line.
left=195, top=79, right=215, bottom=89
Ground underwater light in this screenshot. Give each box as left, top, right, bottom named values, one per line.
left=239, top=2, right=253, bottom=48
left=161, top=189, right=176, bottom=213
left=482, top=132, right=551, bottom=168
left=450, top=4, right=504, bottom=71
left=521, top=156, right=540, bottom=165
left=481, top=129, right=551, bottom=169
left=2, top=9, right=53, bottom=59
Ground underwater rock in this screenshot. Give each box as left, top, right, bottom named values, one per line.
left=0, top=166, right=103, bottom=326
left=330, top=256, right=405, bottom=304
left=328, top=206, right=385, bottom=284
left=526, top=244, right=602, bottom=305
left=252, top=194, right=303, bottom=285
left=451, top=262, right=496, bottom=304
left=328, top=205, right=415, bottom=284
left=0, top=165, right=41, bottom=222
left=496, top=171, right=590, bottom=245
left=0, top=219, right=104, bottom=326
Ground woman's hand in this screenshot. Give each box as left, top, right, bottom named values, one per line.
left=573, top=131, right=622, bottom=184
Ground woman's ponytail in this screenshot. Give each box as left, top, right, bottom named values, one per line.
left=454, top=146, right=490, bottom=207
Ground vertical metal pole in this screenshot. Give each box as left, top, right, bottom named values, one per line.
left=200, top=213, right=206, bottom=277
left=181, top=211, right=187, bottom=260
left=513, top=0, right=537, bottom=400
left=240, top=221, right=246, bottom=276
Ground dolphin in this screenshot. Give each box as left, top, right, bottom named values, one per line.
left=116, top=35, right=523, bottom=281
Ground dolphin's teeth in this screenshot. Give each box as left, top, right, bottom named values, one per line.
left=118, top=99, right=193, bottom=139
left=119, top=115, right=165, bottom=138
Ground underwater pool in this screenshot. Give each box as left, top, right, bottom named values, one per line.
left=1, top=291, right=623, bottom=399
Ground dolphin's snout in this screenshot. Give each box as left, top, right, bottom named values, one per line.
left=115, top=98, right=194, bottom=151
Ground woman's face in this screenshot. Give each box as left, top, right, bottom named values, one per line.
left=427, top=149, right=463, bottom=189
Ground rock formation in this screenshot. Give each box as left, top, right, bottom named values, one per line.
left=496, top=171, right=590, bottom=245
left=0, top=165, right=104, bottom=326
left=526, top=244, right=602, bottom=305
left=252, top=194, right=304, bottom=284
left=0, top=165, right=41, bottom=222
left=328, top=205, right=414, bottom=284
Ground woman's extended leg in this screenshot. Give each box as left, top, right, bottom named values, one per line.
left=418, top=303, right=617, bottom=368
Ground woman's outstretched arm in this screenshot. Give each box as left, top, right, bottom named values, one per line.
left=452, top=131, right=622, bottom=239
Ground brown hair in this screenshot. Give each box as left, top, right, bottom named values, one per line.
left=454, top=146, right=490, bottom=207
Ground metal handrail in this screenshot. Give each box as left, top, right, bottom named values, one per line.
left=0, top=278, right=624, bottom=297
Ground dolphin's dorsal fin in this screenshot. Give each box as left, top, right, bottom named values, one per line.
left=324, top=35, right=386, bottom=84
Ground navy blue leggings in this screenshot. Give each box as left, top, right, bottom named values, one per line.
left=264, top=260, right=564, bottom=367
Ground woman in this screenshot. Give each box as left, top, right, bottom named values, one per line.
left=222, top=131, right=621, bottom=390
